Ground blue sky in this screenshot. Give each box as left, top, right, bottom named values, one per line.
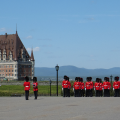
left=0, top=0, right=120, bottom=69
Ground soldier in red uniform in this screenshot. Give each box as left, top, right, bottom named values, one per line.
left=94, top=78, right=100, bottom=97
left=67, top=77, right=71, bottom=97
left=107, top=77, right=111, bottom=97
left=33, top=77, right=38, bottom=100
left=23, top=76, right=30, bottom=100
left=80, top=78, right=84, bottom=97
left=99, top=78, right=103, bottom=97
left=89, top=77, right=93, bottom=97
left=103, top=77, right=110, bottom=97
left=85, top=77, right=91, bottom=97
left=62, top=75, right=68, bottom=97
left=113, top=76, right=119, bottom=97
left=73, top=77, right=80, bottom=97
left=78, top=77, right=81, bottom=97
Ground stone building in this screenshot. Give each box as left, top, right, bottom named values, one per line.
left=0, top=31, right=35, bottom=80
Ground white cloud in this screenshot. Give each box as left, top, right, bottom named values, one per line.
left=0, top=28, right=7, bottom=32
left=26, top=36, right=32, bottom=39
left=27, top=47, right=40, bottom=52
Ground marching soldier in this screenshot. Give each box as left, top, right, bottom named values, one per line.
left=78, top=77, right=81, bottom=97
left=73, top=77, right=80, bottom=97
left=107, top=77, right=111, bottom=97
left=23, top=76, right=30, bottom=100
left=62, top=75, right=68, bottom=97
left=85, top=77, right=91, bottom=97
left=33, top=77, right=38, bottom=100
left=99, top=78, right=103, bottom=97
left=113, top=76, right=119, bottom=97
left=94, top=78, right=100, bottom=97
left=80, top=78, right=84, bottom=97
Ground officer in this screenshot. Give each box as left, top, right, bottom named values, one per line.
left=80, top=78, right=84, bottom=97
left=85, top=77, right=91, bottom=97
left=113, top=76, right=119, bottom=97
left=62, top=75, right=68, bottom=97
left=99, top=78, right=103, bottom=97
left=89, top=77, right=93, bottom=97
left=33, top=77, right=38, bottom=100
left=73, top=77, right=80, bottom=97
left=67, top=77, right=71, bottom=97
left=23, top=76, right=30, bottom=100
left=94, top=78, right=100, bottom=97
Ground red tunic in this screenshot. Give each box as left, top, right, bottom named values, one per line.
left=90, top=81, right=93, bottom=89
left=73, top=82, right=80, bottom=90
left=81, top=82, right=84, bottom=90
left=23, top=82, right=30, bottom=91
left=68, top=81, right=71, bottom=89
left=33, top=82, right=38, bottom=91
left=99, top=83, right=103, bottom=90
left=103, top=81, right=109, bottom=89
left=94, top=82, right=100, bottom=90
left=85, top=82, right=91, bottom=90
left=113, top=81, right=119, bottom=89
left=62, top=80, right=68, bottom=88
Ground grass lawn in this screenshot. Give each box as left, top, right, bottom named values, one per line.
left=0, top=85, right=62, bottom=96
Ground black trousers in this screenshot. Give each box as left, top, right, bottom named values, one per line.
left=81, top=90, right=84, bottom=97
left=104, top=89, right=110, bottom=97
left=90, top=89, right=93, bottom=97
left=68, top=89, right=70, bottom=97
left=99, top=90, right=102, bottom=97
left=114, top=89, right=119, bottom=97
left=34, top=91, right=38, bottom=99
left=63, top=88, right=68, bottom=97
left=74, top=89, right=79, bottom=97
left=25, top=90, right=29, bottom=100
left=86, top=90, right=90, bottom=97
left=96, top=90, right=100, bottom=97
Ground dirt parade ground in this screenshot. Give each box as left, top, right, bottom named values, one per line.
left=0, top=97, right=120, bottom=120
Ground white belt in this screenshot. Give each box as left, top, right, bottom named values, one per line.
left=26, top=86, right=29, bottom=87
left=115, top=85, right=118, bottom=86
left=104, top=85, right=108, bottom=86
left=64, top=84, right=67, bottom=85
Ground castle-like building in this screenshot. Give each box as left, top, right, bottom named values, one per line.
left=0, top=31, right=35, bottom=80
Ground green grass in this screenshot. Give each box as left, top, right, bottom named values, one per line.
left=0, top=85, right=62, bottom=96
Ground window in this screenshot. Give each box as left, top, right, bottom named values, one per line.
left=9, top=70, right=10, bottom=72
left=6, top=70, right=7, bottom=72
left=15, top=70, right=16, bottom=72
left=6, top=74, right=7, bottom=76
left=12, top=65, right=13, bottom=68
left=0, top=74, right=1, bottom=76
left=12, top=74, right=13, bottom=76
left=12, top=70, right=13, bottom=72
left=15, top=65, right=16, bottom=68
left=0, top=70, right=1, bottom=72
left=9, top=74, right=10, bottom=76
left=6, top=65, right=7, bottom=68
left=9, top=65, right=10, bottom=68
left=15, top=74, right=16, bottom=76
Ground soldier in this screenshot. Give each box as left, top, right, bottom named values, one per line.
left=113, top=76, right=119, bottom=97
left=80, top=78, right=84, bottom=97
left=107, top=77, right=111, bottom=97
left=99, top=78, right=103, bottom=97
left=103, top=77, right=110, bottom=97
left=85, top=77, right=91, bottom=97
left=78, top=77, right=81, bottom=97
left=33, top=77, right=38, bottom=100
left=23, top=76, right=30, bottom=100
left=73, top=77, right=80, bottom=97
left=89, top=77, right=93, bottom=97
left=67, top=77, right=71, bottom=97
left=62, top=75, right=68, bottom=97
left=94, top=78, right=100, bottom=97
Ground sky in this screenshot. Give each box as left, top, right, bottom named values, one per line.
left=0, top=0, right=120, bottom=69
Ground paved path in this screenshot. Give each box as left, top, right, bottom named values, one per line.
left=0, top=97, right=120, bottom=120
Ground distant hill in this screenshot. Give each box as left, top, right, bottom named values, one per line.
left=35, top=65, right=120, bottom=77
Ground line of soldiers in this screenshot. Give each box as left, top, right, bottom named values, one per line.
left=62, top=75, right=120, bottom=97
